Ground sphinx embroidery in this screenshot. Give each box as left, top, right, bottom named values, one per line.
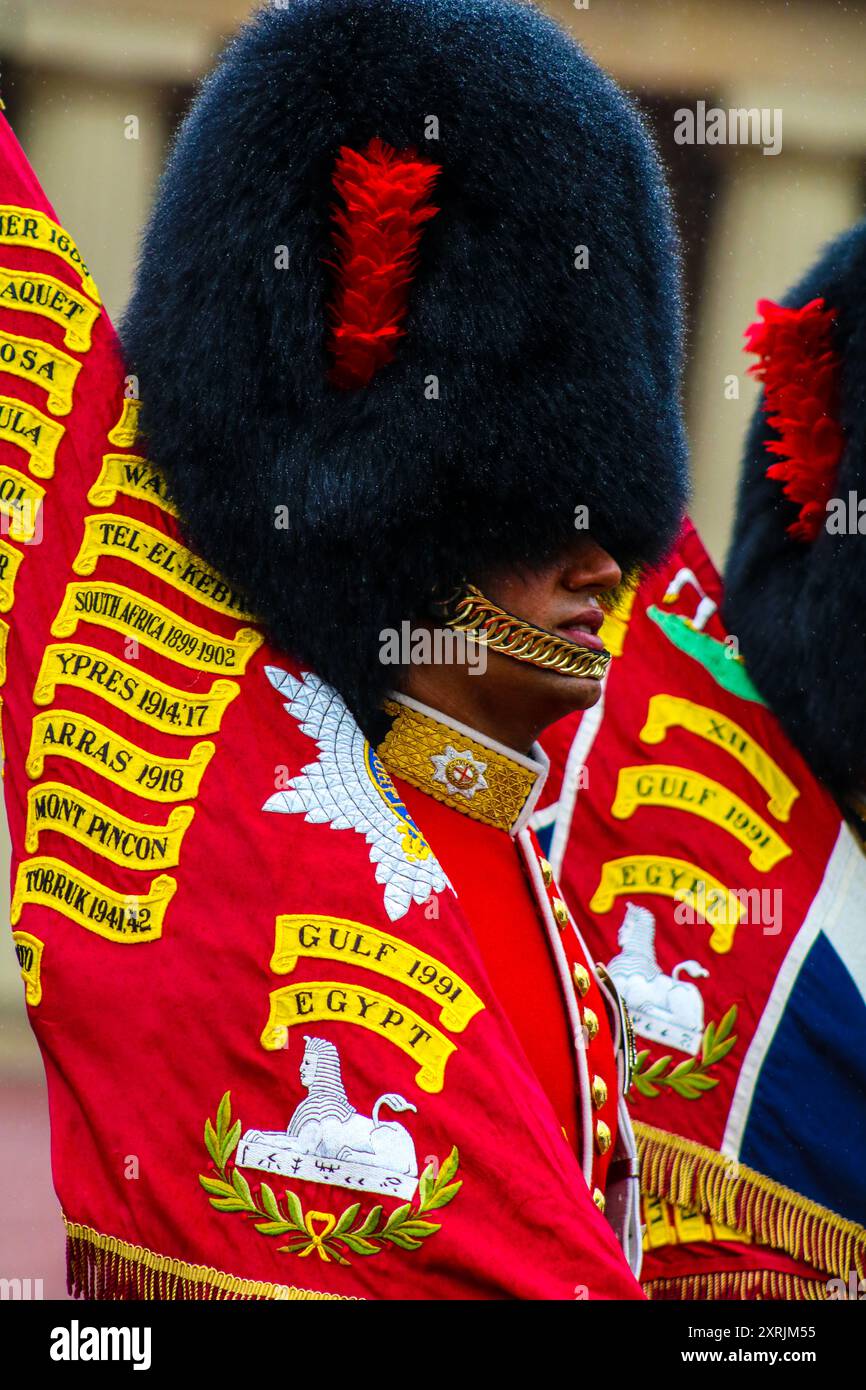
left=237, top=1036, right=420, bottom=1200
left=606, top=902, right=709, bottom=1056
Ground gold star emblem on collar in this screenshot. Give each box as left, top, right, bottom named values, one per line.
left=377, top=698, right=541, bottom=833
left=430, top=745, right=489, bottom=800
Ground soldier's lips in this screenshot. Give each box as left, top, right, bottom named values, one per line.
left=557, top=616, right=605, bottom=652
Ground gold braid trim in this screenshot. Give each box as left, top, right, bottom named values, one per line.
left=644, top=1270, right=827, bottom=1301
left=64, top=1217, right=359, bottom=1301
left=635, top=1122, right=866, bottom=1282
left=441, top=584, right=610, bottom=679
left=378, top=697, right=538, bottom=832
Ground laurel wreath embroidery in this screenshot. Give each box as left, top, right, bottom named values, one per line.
left=630, top=1005, right=738, bottom=1101
left=199, top=1092, right=461, bottom=1264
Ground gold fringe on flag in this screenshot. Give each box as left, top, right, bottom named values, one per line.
left=635, top=1122, right=866, bottom=1283
left=64, top=1217, right=358, bottom=1301
left=645, top=1270, right=827, bottom=1301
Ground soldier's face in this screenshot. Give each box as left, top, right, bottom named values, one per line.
left=477, top=535, right=622, bottom=714
left=402, top=536, right=623, bottom=750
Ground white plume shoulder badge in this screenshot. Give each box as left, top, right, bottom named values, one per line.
left=262, top=667, right=450, bottom=921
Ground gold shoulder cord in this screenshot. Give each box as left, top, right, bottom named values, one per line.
left=441, top=584, right=611, bottom=679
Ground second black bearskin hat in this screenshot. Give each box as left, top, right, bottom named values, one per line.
left=122, top=0, right=688, bottom=735
left=724, top=218, right=866, bottom=799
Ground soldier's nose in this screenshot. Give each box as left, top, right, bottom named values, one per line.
left=561, top=540, right=622, bottom=595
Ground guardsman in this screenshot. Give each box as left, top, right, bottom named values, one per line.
left=2, top=0, right=688, bottom=1298
left=725, top=220, right=866, bottom=841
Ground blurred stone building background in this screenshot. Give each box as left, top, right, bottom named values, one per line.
left=0, top=0, right=863, bottom=1295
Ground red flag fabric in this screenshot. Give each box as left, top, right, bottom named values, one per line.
left=0, top=112, right=641, bottom=1301
left=538, top=520, right=866, bottom=1299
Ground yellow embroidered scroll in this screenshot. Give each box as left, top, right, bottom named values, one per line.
left=11, top=856, right=176, bottom=942
left=0, top=268, right=99, bottom=351
left=611, top=765, right=791, bottom=872
left=271, top=914, right=485, bottom=1033
left=87, top=455, right=178, bottom=517
left=260, top=981, right=457, bottom=1093
left=51, top=581, right=263, bottom=673
left=26, top=782, right=194, bottom=870
left=0, top=537, right=23, bottom=611
left=0, top=329, right=81, bottom=415
left=12, top=929, right=43, bottom=1005
left=0, top=464, right=43, bottom=541
left=34, top=643, right=240, bottom=737
left=27, top=708, right=215, bottom=802
left=0, top=206, right=101, bottom=302
left=0, top=394, right=64, bottom=476
left=73, top=514, right=253, bottom=618
left=107, top=398, right=142, bottom=448
left=639, top=695, right=799, bottom=821
left=589, top=854, right=744, bottom=953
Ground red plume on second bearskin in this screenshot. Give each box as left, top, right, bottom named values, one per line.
left=326, top=136, right=441, bottom=389
left=745, top=296, right=844, bottom=542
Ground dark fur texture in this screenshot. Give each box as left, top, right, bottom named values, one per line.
left=121, top=0, right=687, bottom=736
left=724, top=218, right=866, bottom=797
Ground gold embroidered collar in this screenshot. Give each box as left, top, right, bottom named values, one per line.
left=377, top=694, right=547, bottom=835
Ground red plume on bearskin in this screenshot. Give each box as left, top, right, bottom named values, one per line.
left=745, top=296, right=844, bottom=542
left=326, top=136, right=441, bottom=390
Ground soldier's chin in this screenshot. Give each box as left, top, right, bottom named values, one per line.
left=569, top=673, right=604, bottom=708
left=533, top=664, right=604, bottom=710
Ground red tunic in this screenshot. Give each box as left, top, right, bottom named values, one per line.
left=380, top=696, right=623, bottom=1203
left=396, top=782, right=583, bottom=1147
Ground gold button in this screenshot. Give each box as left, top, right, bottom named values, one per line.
left=592, top=1187, right=606, bottom=1213
left=583, top=1006, right=599, bottom=1041
left=572, top=962, right=591, bottom=997
left=591, top=1074, right=608, bottom=1109
left=552, top=897, right=569, bottom=929
left=595, top=1119, right=612, bottom=1155
left=539, top=857, right=554, bottom=887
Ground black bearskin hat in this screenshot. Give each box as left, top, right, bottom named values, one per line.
left=122, top=0, right=688, bottom=736
left=724, top=217, right=866, bottom=799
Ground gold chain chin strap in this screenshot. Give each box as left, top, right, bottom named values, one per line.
left=440, top=583, right=611, bottom=679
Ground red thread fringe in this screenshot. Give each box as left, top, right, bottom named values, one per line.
left=326, top=136, right=441, bottom=390
left=745, top=297, right=844, bottom=542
